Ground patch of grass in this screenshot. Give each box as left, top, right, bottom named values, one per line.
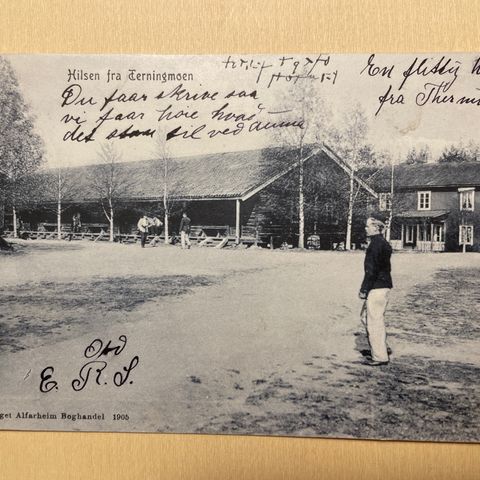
left=2, top=275, right=214, bottom=311
left=207, top=356, right=479, bottom=441
left=388, top=268, right=480, bottom=342
left=0, top=275, right=215, bottom=354
left=0, top=241, right=81, bottom=256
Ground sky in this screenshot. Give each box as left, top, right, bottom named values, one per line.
left=7, top=53, right=480, bottom=169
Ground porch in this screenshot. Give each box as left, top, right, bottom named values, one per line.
left=391, top=210, right=449, bottom=252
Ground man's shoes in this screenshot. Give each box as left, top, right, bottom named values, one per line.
left=360, top=348, right=392, bottom=358
left=363, top=359, right=389, bottom=366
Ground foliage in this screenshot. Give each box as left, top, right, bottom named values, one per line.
left=405, top=145, right=430, bottom=165
left=89, top=143, right=138, bottom=240
left=265, top=80, right=334, bottom=248
left=0, top=56, right=44, bottom=220
left=329, top=103, right=369, bottom=168
left=261, top=91, right=386, bottom=248
left=438, top=141, right=480, bottom=163
left=33, top=168, right=83, bottom=210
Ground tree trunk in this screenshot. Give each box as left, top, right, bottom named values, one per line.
left=345, top=169, right=355, bottom=250
left=163, top=157, right=170, bottom=245
left=57, top=200, right=62, bottom=240
left=385, top=161, right=394, bottom=242
left=164, top=213, right=169, bottom=244
left=385, top=212, right=392, bottom=242
left=298, top=158, right=305, bottom=249
left=12, top=205, right=17, bottom=238
left=109, top=207, right=114, bottom=242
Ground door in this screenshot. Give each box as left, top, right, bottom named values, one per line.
left=404, top=224, right=416, bottom=247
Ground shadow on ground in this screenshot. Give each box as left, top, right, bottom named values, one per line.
left=0, top=275, right=215, bottom=354
left=0, top=241, right=82, bottom=256
left=199, top=353, right=479, bottom=441
left=196, top=267, right=480, bottom=441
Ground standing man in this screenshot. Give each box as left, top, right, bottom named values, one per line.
left=179, top=212, right=191, bottom=249
left=359, top=217, right=393, bottom=366
left=137, top=214, right=150, bottom=248
left=72, top=213, right=82, bottom=233
left=69, top=213, right=81, bottom=241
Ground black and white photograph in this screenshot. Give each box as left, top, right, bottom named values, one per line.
left=0, top=53, right=478, bottom=442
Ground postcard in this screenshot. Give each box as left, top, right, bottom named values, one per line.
left=0, top=53, right=478, bottom=442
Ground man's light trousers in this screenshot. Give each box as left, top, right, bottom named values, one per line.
left=181, top=231, right=191, bottom=249
left=363, top=288, right=390, bottom=362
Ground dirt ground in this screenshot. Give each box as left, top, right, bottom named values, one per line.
left=0, top=239, right=478, bottom=441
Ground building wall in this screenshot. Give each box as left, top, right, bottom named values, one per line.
left=0, top=202, right=4, bottom=231
left=392, top=189, right=456, bottom=211
left=387, top=187, right=480, bottom=251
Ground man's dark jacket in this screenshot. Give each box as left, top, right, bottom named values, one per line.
left=179, top=216, right=191, bottom=233
left=360, top=234, right=393, bottom=295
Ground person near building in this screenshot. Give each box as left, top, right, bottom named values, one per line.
left=179, top=212, right=191, bottom=249
left=151, top=216, right=163, bottom=236
left=72, top=213, right=82, bottom=233
left=69, top=213, right=82, bottom=241
left=359, top=217, right=393, bottom=366
left=137, top=214, right=150, bottom=248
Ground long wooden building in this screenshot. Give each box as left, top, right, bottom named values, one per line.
left=5, top=144, right=377, bottom=247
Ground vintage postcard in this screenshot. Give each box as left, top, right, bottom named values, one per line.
left=0, top=53, right=478, bottom=442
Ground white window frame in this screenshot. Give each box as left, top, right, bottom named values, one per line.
left=459, top=225, right=474, bottom=245
left=417, top=191, right=431, bottom=210
left=379, top=193, right=391, bottom=211
left=459, top=188, right=475, bottom=212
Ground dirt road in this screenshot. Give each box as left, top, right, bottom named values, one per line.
left=0, top=241, right=478, bottom=441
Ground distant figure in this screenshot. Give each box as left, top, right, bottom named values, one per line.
left=137, top=214, right=150, bottom=248
left=69, top=213, right=82, bottom=240
left=149, top=216, right=164, bottom=247
left=179, top=212, right=191, bottom=249
left=359, top=217, right=393, bottom=366
left=72, top=213, right=82, bottom=233
left=15, top=217, right=22, bottom=236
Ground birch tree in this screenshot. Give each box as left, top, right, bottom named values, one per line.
left=152, top=132, right=179, bottom=244
left=329, top=103, right=369, bottom=250
left=0, top=56, right=44, bottom=236
left=38, top=168, right=82, bottom=239
left=272, top=81, right=332, bottom=248
left=89, top=144, right=136, bottom=242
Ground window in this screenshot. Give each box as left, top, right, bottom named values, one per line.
left=459, top=225, right=474, bottom=245
left=459, top=188, right=475, bottom=211
left=418, top=191, right=431, bottom=210
left=379, top=193, right=392, bottom=211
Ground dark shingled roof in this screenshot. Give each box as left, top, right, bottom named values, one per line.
left=396, top=210, right=450, bottom=219
left=55, top=145, right=376, bottom=202
left=369, top=162, right=480, bottom=192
